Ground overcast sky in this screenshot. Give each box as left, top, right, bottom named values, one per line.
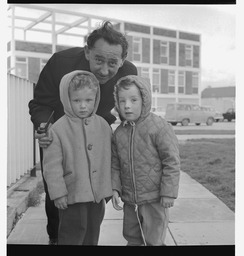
left=32, top=4, right=236, bottom=89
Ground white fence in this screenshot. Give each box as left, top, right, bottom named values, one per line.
left=7, top=74, right=39, bottom=187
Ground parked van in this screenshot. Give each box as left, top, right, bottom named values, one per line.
left=165, top=103, right=215, bottom=126
left=201, top=106, right=223, bottom=122
left=151, top=107, right=166, bottom=118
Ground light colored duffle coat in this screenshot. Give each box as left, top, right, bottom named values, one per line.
left=43, top=70, right=113, bottom=205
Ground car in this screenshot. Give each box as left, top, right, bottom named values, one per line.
left=164, top=103, right=215, bottom=126
left=213, top=110, right=224, bottom=122
left=151, top=107, right=166, bottom=118
left=222, top=108, right=235, bottom=122
left=202, top=106, right=223, bottom=122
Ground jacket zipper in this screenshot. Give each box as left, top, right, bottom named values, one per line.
left=129, top=122, right=137, bottom=204
left=129, top=122, right=147, bottom=244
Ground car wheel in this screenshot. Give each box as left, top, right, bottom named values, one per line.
left=227, top=118, right=232, bottom=122
left=206, top=117, right=214, bottom=126
left=171, top=122, right=177, bottom=126
left=181, top=119, right=189, bottom=126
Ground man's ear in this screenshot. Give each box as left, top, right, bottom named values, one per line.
left=84, top=45, right=90, bottom=61
left=120, top=58, right=125, bottom=68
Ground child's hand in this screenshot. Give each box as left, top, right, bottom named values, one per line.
left=112, top=190, right=123, bottom=211
left=160, top=196, right=174, bottom=208
left=54, top=196, right=68, bottom=210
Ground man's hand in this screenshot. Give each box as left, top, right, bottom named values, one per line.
left=54, top=196, right=68, bottom=210
left=35, top=122, right=52, bottom=148
left=112, top=190, right=123, bottom=211
left=160, top=196, right=175, bottom=208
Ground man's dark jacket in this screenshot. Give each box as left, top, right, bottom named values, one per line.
left=29, top=47, right=137, bottom=127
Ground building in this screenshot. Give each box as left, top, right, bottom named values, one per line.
left=7, top=40, right=70, bottom=84
left=201, top=86, right=235, bottom=113
left=7, top=4, right=201, bottom=112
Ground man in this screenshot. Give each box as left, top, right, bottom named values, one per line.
left=28, top=21, right=137, bottom=245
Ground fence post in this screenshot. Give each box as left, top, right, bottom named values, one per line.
left=7, top=74, right=37, bottom=186
left=30, top=83, right=36, bottom=177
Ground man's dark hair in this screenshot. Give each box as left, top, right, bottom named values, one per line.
left=86, top=21, right=128, bottom=60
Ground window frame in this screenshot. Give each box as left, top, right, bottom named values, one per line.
left=192, top=72, right=199, bottom=94
left=160, top=41, right=169, bottom=64
left=185, top=44, right=193, bottom=67
left=178, top=70, right=185, bottom=94
left=132, top=36, right=142, bottom=62
left=141, top=67, right=150, bottom=79
left=15, top=56, right=28, bottom=79
left=168, top=70, right=176, bottom=94
left=152, top=68, right=160, bottom=93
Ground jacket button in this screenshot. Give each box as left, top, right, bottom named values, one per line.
left=84, top=119, right=89, bottom=125
left=88, top=144, right=93, bottom=150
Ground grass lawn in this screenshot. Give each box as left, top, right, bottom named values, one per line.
left=179, top=138, right=235, bottom=212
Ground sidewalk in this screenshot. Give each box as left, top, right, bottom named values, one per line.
left=7, top=169, right=235, bottom=245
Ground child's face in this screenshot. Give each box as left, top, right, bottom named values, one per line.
left=118, top=84, right=142, bottom=122
left=69, top=87, right=96, bottom=118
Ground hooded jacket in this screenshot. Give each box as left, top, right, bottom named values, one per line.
left=111, top=75, right=180, bottom=206
left=43, top=70, right=113, bottom=204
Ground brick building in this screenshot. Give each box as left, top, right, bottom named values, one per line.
left=8, top=4, right=201, bottom=112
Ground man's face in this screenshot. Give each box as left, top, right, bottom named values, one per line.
left=85, top=38, right=125, bottom=84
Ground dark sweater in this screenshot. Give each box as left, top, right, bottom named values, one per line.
left=28, top=47, right=137, bottom=128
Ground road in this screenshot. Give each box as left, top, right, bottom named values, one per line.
left=172, top=120, right=235, bottom=131
left=112, top=120, right=235, bottom=132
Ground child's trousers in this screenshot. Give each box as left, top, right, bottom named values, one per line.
left=58, top=200, right=105, bottom=245
left=123, top=202, right=169, bottom=246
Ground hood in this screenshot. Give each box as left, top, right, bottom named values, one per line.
left=59, top=70, right=100, bottom=118
left=114, top=75, right=152, bottom=122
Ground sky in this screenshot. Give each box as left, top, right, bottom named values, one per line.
left=30, top=3, right=236, bottom=90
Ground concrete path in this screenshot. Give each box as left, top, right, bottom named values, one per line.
left=7, top=171, right=235, bottom=246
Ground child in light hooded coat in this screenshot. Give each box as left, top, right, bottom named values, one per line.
left=43, top=70, right=113, bottom=245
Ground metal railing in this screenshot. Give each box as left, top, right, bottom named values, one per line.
left=7, top=74, right=39, bottom=187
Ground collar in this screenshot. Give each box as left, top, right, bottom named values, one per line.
left=122, top=120, right=136, bottom=127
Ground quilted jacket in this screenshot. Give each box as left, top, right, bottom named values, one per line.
left=111, top=75, right=180, bottom=205
left=43, top=70, right=113, bottom=205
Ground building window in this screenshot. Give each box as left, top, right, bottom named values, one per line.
left=15, top=57, right=27, bottom=79
left=185, top=45, right=193, bottom=67
left=178, top=71, right=185, bottom=94
left=141, top=67, right=150, bottom=79
left=152, top=68, right=160, bottom=93
left=168, top=70, right=175, bottom=93
left=160, top=41, right=168, bottom=64
left=40, top=59, right=48, bottom=71
left=133, top=36, right=142, bottom=62
left=192, top=72, right=199, bottom=94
